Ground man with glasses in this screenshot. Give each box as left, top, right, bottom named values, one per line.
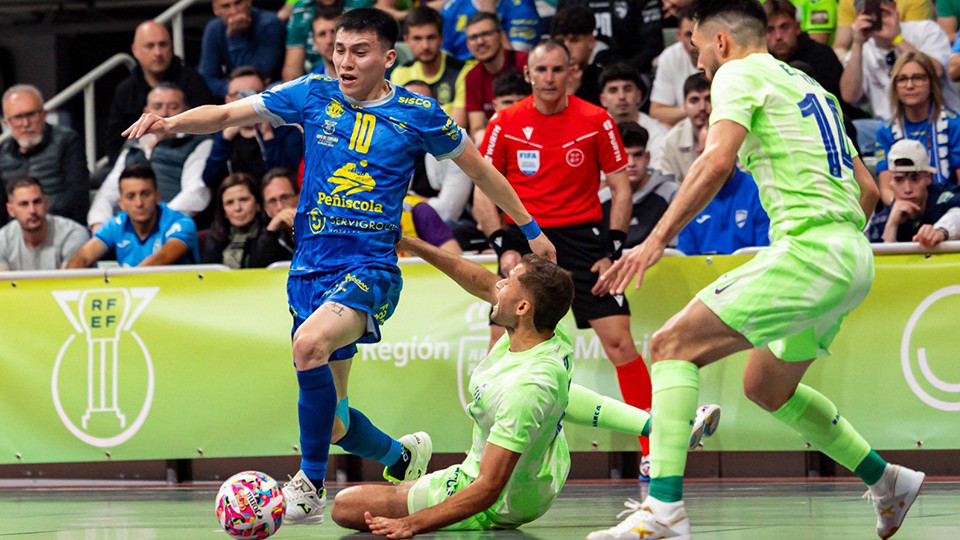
left=251, top=167, right=299, bottom=266
left=840, top=0, right=956, bottom=122
left=867, top=139, right=960, bottom=245
left=463, top=12, right=528, bottom=141
left=0, top=84, right=89, bottom=227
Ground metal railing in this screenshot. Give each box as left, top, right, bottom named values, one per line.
left=0, top=0, right=200, bottom=170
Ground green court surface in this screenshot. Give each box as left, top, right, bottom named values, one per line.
left=2, top=480, right=958, bottom=539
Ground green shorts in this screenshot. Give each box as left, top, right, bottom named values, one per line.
left=407, top=464, right=500, bottom=530
left=697, top=225, right=874, bottom=361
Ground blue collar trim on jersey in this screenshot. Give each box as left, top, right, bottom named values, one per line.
left=342, top=80, right=396, bottom=108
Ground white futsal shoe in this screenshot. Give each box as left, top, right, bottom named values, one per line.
left=383, top=431, right=433, bottom=483
left=587, top=497, right=691, bottom=540
left=282, top=470, right=326, bottom=525
left=863, top=464, right=925, bottom=538
left=689, top=404, right=721, bottom=449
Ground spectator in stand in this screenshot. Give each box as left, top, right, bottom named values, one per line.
left=834, top=0, right=933, bottom=57
left=476, top=40, right=654, bottom=468
left=0, top=85, right=89, bottom=227
left=556, top=0, right=663, bottom=75
left=202, top=67, right=303, bottom=191
left=89, top=84, right=212, bottom=231
left=840, top=0, right=956, bottom=132
left=780, top=0, right=838, bottom=44
left=649, top=7, right=699, bottom=127
left=199, top=0, right=286, bottom=98
left=253, top=168, right=298, bottom=266
left=492, top=68, right=531, bottom=112
left=552, top=6, right=619, bottom=106
left=463, top=12, right=529, bottom=141
left=202, top=172, right=270, bottom=268
left=282, top=0, right=343, bottom=81
left=390, top=7, right=468, bottom=126
left=876, top=52, right=960, bottom=205
left=765, top=1, right=846, bottom=108
left=106, top=21, right=216, bottom=162
left=399, top=193, right=463, bottom=254
left=0, top=176, right=88, bottom=271
left=653, top=73, right=710, bottom=183
left=678, top=125, right=770, bottom=256
left=599, top=123, right=677, bottom=248
left=440, top=0, right=540, bottom=62
left=599, top=63, right=667, bottom=160
left=308, top=7, right=339, bottom=77
left=939, top=0, right=960, bottom=42
left=68, top=164, right=199, bottom=268
left=404, top=81, right=474, bottom=223
left=867, top=138, right=960, bottom=244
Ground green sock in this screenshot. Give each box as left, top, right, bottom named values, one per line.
left=770, top=384, right=887, bottom=485
left=649, top=360, right=699, bottom=503
left=565, top=383, right=651, bottom=436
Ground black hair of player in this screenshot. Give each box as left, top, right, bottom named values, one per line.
left=618, top=122, right=649, bottom=150
left=466, top=11, right=502, bottom=32
left=403, top=6, right=444, bottom=36
left=493, top=69, right=531, bottom=98
left=683, top=72, right=710, bottom=98
left=599, top=63, right=643, bottom=94
left=551, top=5, right=595, bottom=37
left=691, top=0, right=767, bottom=42
left=335, top=8, right=400, bottom=51
left=119, top=163, right=158, bottom=191
left=516, top=254, right=575, bottom=333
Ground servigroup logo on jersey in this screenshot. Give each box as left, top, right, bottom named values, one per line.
left=50, top=288, right=158, bottom=447
left=901, top=285, right=960, bottom=411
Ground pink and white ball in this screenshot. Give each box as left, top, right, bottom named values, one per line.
left=215, top=471, right=285, bottom=538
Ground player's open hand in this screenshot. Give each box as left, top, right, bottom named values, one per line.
left=365, top=511, right=416, bottom=538
left=121, top=113, right=169, bottom=140
left=590, top=257, right=613, bottom=296
left=597, top=237, right=666, bottom=295
left=528, top=233, right=557, bottom=263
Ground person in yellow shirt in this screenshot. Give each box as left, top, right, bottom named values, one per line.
left=833, top=0, right=933, bottom=56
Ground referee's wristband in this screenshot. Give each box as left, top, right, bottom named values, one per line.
left=518, top=219, right=542, bottom=240
left=606, top=230, right=627, bottom=260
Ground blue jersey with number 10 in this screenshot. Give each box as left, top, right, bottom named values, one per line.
left=253, top=75, right=466, bottom=275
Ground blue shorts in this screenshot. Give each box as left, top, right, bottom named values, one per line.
left=287, top=265, right=403, bottom=361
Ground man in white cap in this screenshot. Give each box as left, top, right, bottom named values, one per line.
left=867, top=138, right=960, bottom=245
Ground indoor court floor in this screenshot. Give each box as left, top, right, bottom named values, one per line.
left=2, top=479, right=958, bottom=539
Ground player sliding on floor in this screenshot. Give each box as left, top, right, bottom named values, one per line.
left=590, top=1, right=924, bottom=539
left=123, top=7, right=557, bottom=527
left=329, top=236, right=720, bottom=538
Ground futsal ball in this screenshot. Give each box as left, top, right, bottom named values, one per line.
left=215, top=471, right=285, bottom=538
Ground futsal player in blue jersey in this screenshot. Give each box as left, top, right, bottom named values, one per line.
left=123, top=7, right=555, bottom=527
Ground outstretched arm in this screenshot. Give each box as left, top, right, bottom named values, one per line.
left=597, top=119, right=746, bottom=294
left=852, top=155, right=880, bottom=222
left=122, top=97, right=264, bottom=140
left=398, top=236, right=499, bottom=304
left=453, top=141, right=556, bottom=262
left=365, top=442, right=520, bottom=537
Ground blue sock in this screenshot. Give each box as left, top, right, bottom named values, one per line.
left=297, top=365, right=337, bottom=488
left=335, top=407, right=404, bottom=467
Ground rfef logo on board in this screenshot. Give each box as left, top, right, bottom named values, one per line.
left=51, top=288, right=158, bottom=447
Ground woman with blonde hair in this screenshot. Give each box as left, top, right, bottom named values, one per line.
left=875, top=51, right=960, bottom=204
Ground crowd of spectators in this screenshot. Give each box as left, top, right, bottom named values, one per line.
left=8, top=0, right=960, bottom=274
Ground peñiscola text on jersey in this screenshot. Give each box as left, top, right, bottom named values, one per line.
left=708, top=53, right=866, bottom=242
left=252, top=75, right=466, bottom=274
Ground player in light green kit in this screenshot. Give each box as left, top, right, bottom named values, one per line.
left=329, top=236, right=720, bottom=537
left=590, top=1, right=924, bottom=539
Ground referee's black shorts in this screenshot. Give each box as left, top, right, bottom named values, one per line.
left=496, top=222, right=630, bottom=329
